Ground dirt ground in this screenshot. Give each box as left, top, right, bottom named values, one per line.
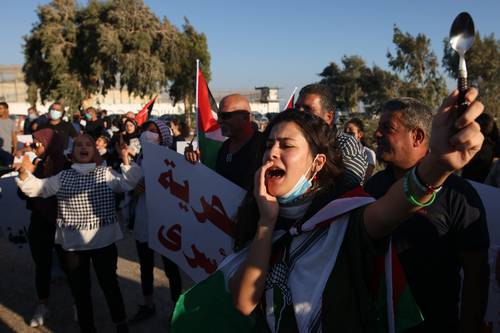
left=0, top=230, right=194, bottom=333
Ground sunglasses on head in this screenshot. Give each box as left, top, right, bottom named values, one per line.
left=30, top=142, right=43, bottom=149
left=217, top=110, right=249, bottom=120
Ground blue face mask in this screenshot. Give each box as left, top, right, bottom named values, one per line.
left=49, top=109, right=62, bottom=120
left=277, top=156, right=318, bottom=204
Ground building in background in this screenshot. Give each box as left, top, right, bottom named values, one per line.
left=0, top=65, right=282, bottom=117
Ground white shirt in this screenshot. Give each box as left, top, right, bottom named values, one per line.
left=364, top=146, right=377, bottom=167
left=16, top=162, right=141, bottom=251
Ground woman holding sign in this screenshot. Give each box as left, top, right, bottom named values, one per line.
left=172, top=88, right=485, bottom=332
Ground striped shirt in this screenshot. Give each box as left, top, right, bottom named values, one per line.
left=334, top=132, right=368, bottom=187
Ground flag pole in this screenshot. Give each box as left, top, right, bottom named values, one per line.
left=284, top=86, right=298, bottom=111
left=194, top=59, right=200, bottom=144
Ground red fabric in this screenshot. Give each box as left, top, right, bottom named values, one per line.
left=197, top=69, right=219, bottom=133
left=285, top=93, right=295, bottom=109
left=391, top=244, right=407, bottom=307
left=135, top=97, right=156, bottom=126
left=338, top=186, right=371, bottom=199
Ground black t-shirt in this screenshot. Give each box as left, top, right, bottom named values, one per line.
left=215, top=130, right=264, bottom=190
left=85, top=119, right=105, bottom=140
left=461, top=139, right=500, bottom=183
left=39, top=120, right=77, bottom=149
left=365, top=167, right=489, bottom=331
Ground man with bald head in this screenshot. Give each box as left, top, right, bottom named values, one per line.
left=185, top=94, right=263, bottom=189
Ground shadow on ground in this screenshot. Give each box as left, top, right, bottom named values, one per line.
left=0, top=230, right=194, bottom=333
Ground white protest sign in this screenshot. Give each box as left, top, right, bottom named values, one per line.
left=470, top=181, right=500, bottom=332
left=142, top=143, right=246, bottom=282
left=0, top=176, right=30, bottom=248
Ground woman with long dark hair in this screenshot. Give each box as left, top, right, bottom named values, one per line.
left=172, top=88, right=485, bottom=332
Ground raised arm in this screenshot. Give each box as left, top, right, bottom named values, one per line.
left=364, top=89, right=484, bottom=238
left=106, top=140, right=141, bottom=192
left=15, top=155, right=61, bottom=198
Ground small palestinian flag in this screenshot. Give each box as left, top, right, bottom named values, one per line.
left=197, top=68, right=225, bottom=170
left=135, top=96, right=156, bottom=126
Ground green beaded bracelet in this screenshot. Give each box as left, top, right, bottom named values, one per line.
left=403, top=171, right=437, bottom=207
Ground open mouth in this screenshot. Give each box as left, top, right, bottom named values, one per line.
left=79, top=151, right=89, bottom=157
left=266, top=167, right=285, bottom=179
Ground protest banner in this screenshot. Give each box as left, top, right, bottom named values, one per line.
left=142, top=142, right=246, bottom=283
left=470, top=181, right=500, bottom=332
left=0, top=176, right=30, bottom=249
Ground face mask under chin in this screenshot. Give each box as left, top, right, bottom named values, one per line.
left=277, top=156, right=318, bottom=204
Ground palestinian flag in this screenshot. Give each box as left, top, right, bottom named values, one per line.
left=171, top=191, right=423, bottom=332
left=197, top=67, right=225, bottom=170
left=135, top=96, right=156, bottom=126
left=372, top=242, right=424, bottom=333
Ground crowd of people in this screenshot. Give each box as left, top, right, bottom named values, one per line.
left=0, top=81, right=498, bottom=332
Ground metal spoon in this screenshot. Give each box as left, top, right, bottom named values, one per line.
left=449, top=12, right=475, bottom=114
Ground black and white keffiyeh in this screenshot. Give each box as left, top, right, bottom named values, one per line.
left=57, top=166, right=116, bottom=230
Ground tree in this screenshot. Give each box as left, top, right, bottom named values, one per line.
left=360, top=65, right=402, bottom=113
left=319, top=56, right=401, bottom=114
left=168, top=18, right=211, bottom=127
left=442, top=32, right=500, bottom=119
left=23, top=0, right=83, bottom=113
left=104, top=0, right=169, bottom=97
left=319, top=56, right=368, bottom=112
left=387, top=25, right=447, bottom=108
left=23, top=0, right=208, bottom=115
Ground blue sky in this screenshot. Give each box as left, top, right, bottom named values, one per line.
left=1, top=0, right=499, bottom=98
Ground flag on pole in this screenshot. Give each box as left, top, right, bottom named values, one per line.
left=284, top=86, right=298, bottom=111
left=372, top=243, right=423, bottom=333
left=196, top=63, right=225, bottom=170
left=135, top=96, right=157, bottom=126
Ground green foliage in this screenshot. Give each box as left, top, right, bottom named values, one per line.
left=23, top=0, right=82, bottom=113
left=319, top=57, right=401, bottom=114
left=168, top=18, right=211, bottom=127
left=319, top=25, right=448, bottom=115
left=360, top=66, right=401, bottom=113
left=23, top=0, right=211, bottom=115
left=387, top=25, right=447, bottom=108
left=442, top=32, right=500, bottom=120
left=320, top=56, right=368, bottom=113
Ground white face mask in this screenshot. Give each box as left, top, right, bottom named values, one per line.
left=50, top=109, right=62, bottom=120
left=140, top=131, right=160, bottom=144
